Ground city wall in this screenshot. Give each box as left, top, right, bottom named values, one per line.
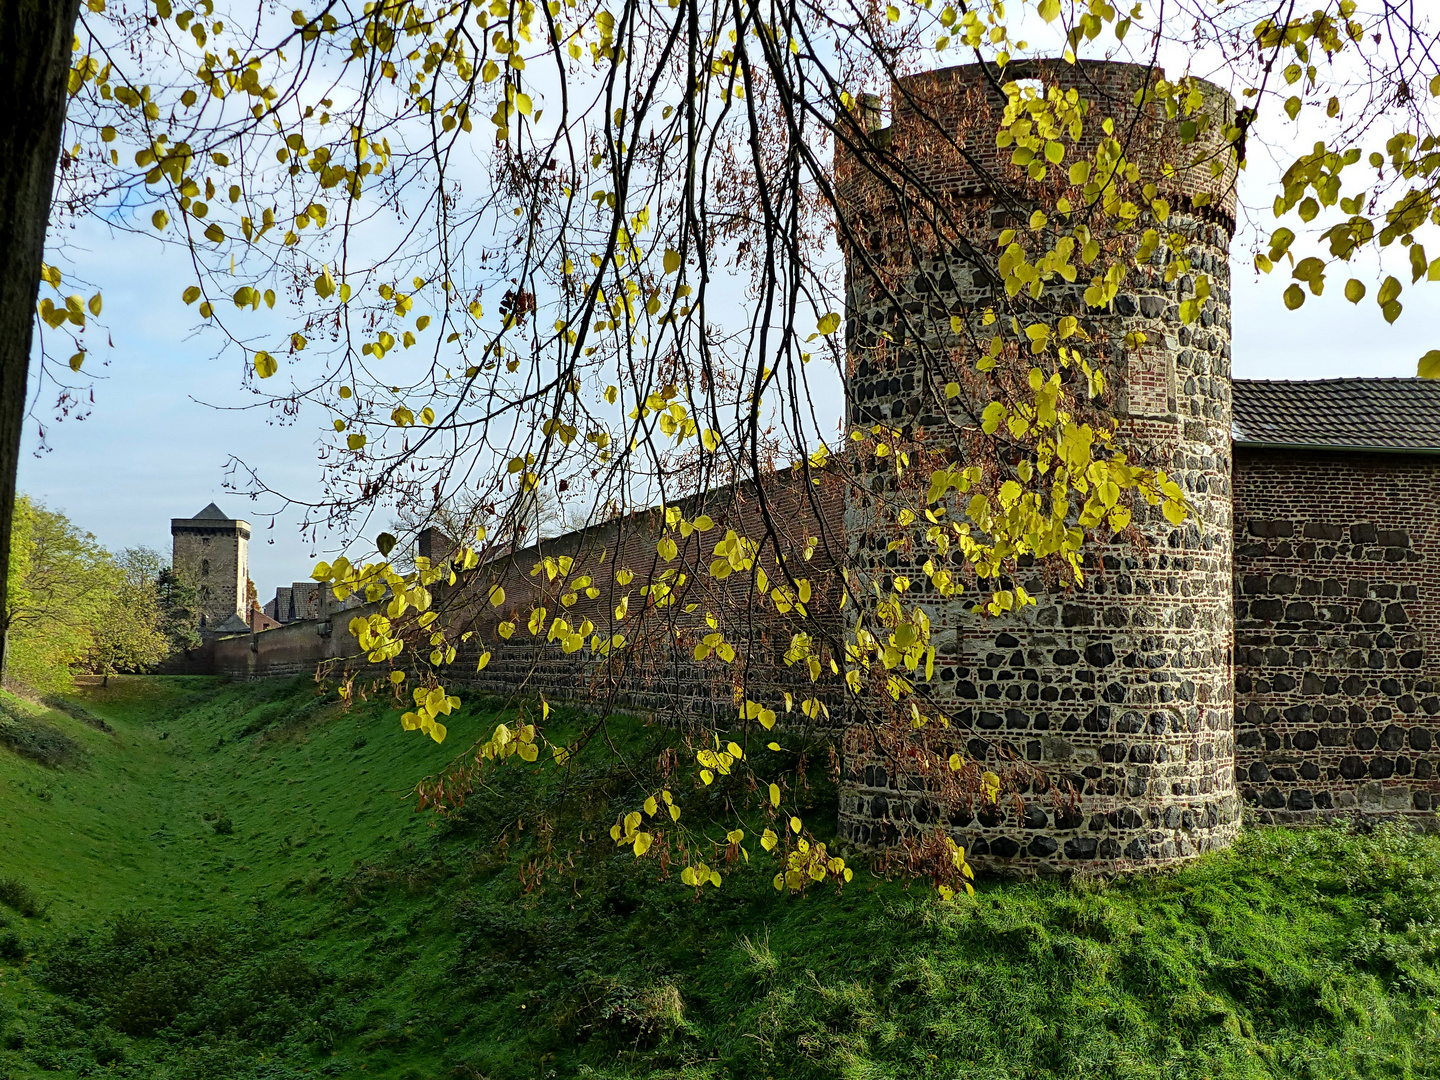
left=191, top=60, right=1440, bottom=873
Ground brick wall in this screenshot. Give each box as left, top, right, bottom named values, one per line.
left=1232, top=446, right=1440, bottom=823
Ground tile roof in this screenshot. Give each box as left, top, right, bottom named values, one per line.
left=212, top=613, right=252, bottom=635
left=1232, top=378, right=1440, bottom=454
left=193, top=502, right=230, bottom=519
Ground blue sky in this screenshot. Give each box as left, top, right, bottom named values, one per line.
left=23, top=55, right=1440, bottom=603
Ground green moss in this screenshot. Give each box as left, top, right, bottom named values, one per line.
left=1, top=676, right=1438, bottom=1079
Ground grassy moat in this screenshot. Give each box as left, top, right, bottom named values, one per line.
left=0, top=676, right=1438, bottom=1079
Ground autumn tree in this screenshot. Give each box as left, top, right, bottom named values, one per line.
left=26, top=0, right=1440, bottom=886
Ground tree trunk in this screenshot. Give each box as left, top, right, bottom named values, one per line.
left=0, top=0, right=82, bottom=677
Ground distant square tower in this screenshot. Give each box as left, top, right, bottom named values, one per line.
left=171, top=503, right=251, bottom=635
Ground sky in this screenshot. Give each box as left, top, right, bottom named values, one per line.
left=21, top=31, right=1440, bottom=603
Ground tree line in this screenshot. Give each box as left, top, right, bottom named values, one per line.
left=4, top=497, right=199, bottom=692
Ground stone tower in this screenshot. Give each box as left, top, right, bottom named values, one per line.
left=836, top=61, right=1240, bottom=871
left=171, top=503, right=251, bottom=634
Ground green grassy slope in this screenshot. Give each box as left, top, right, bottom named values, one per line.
left=0, top=677, right=1438, bottom=1080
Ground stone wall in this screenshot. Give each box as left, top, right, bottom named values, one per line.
left=833, top=60, right=1241, bottom=872
left=171, top=518, right=249, bottom=633
left=212, top=614, right=347, bottom=680
left=214, top=472, right=849, bottom=725
left=193, top=440, right=1440, bottom=862
left=436, top=473, right=849, bottom=724
left=1232, top=446, right=1440, bottom=824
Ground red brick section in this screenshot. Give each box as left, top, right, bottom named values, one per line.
left=1232, top=446, right=1440, bottom=821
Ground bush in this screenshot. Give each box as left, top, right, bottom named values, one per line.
left=39, top=914, right=337, bottom=1042
left=0, top=931, right=24, bottom=962
left=0, top=701, right=83, bottom=769
left=0, top=877, right=48, bottom=919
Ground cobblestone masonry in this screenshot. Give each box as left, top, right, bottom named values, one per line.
left=834, top=61, right=1242, bottom=872
left=1233, top=447, right=1440, bottom=823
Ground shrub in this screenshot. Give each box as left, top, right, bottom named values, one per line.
left=0, top=702, right=84, bottom=769
left=39, top=914, right=337, bottom=1043
left=0, top=931, right=24, bottom=962
left=0, top=877, right=47, bottom=919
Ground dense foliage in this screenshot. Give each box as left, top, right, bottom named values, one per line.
left=3, top=498, right=169, bottom=692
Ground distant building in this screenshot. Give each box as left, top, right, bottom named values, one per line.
left=171, top=503, right=250, bottom=636
left=264, top=580, right=364, bottom=624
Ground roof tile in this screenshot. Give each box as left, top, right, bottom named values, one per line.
left=1232, top=378, right=1440, bottom=452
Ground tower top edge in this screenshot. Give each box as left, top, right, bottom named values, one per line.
left=891, top=59, right=1234, bottom=104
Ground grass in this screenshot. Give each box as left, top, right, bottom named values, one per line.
left=0, top=675, right=1438, bottom=1079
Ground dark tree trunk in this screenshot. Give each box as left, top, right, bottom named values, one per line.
left=0, top=0, right=82, bottom=676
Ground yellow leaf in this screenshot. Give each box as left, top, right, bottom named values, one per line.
left=254, top=351, right=277, bottom=379
left=1419, top=350, right=1440, bottom=380
left=817, top=312, right=841, bottom=335
left=769, top=783, right=780, bottom=808
left=789, top=815, right=802, bottom=834
left=632, top=832, right=652, bottom=857
left=488, top=585, right=506, bottom=606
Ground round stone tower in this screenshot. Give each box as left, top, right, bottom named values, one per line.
left=836, top=60, right=1240, bottom=872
